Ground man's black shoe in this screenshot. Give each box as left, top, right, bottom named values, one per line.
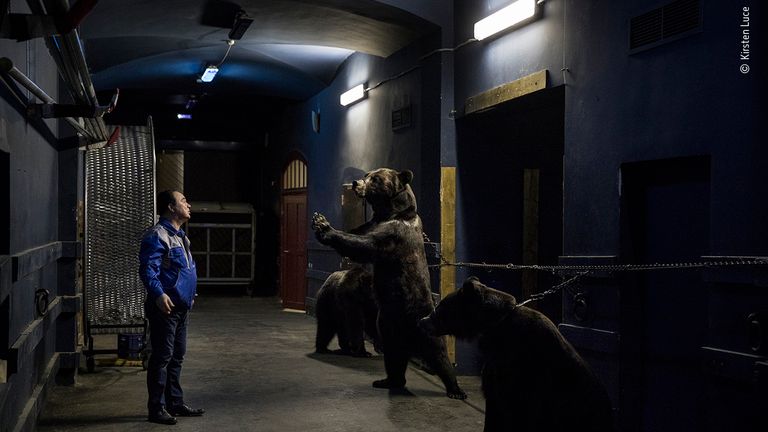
left=148, top=409, right=177, bottom=425
left=168, top=404, right=205, bottom=417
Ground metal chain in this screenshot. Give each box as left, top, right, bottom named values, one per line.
left=422, top=231, right=452, bottom=267
left=422, top=231, right=767, bottom=305
left=429, top=258, right=768, bottom=273
left=517, top=272, right=590, bottom=308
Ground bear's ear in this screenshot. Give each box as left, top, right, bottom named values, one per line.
left=461, top=277, right=482, bottom=296
left=398, top=170, right=414, bottom=185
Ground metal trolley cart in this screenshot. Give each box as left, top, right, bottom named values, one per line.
left=83, top=123, right=156, bottom=371
left=185, top=202, right=256, bottom=291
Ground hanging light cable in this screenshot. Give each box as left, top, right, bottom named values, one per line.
left=200, top=39, right=235, bottom=83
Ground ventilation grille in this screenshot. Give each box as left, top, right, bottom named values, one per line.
left=630, top=0, right=701, bottom=51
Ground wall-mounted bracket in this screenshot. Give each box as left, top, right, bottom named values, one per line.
left=0, top=56, right=119, bottom=148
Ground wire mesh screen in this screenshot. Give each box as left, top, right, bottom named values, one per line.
left=85, top=125, right=155, bottom=331
left=184, top=204, right=254, bottom=284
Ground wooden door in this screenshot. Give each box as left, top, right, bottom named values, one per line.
left=281, top=193, right=307, bottom=309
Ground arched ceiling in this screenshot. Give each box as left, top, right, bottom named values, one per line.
left=80, top=0, right=440, bottom=101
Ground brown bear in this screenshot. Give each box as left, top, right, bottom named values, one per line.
left=312, top=168, right=466, bottom=399
left=419, top=277, right=615, bottom=431
left=315, top=264, right=381, bottom=357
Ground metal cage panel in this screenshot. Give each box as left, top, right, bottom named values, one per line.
left=185, top=202, right=255, bottom=285
left=85, top=125, right=155, bottom=330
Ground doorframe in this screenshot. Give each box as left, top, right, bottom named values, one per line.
left=279, top=151, right=308, bottom=309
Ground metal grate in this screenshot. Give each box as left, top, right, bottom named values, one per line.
left=85, top=124, right=155, bottom=330
left=630, top=0, right=701, bottom=51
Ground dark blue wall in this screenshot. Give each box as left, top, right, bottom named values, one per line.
left=453, top=0, right=765, bottom=257
left=261, top=32, right=444, bottom=298
left=0, top=32, right=72, bottom=430
left=451, top=0, right=766, bottom=429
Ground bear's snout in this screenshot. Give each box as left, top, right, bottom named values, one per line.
left=352, top=180, right=366, bottom=197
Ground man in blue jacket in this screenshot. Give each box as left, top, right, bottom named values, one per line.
left=139, top=190, right=204, bottom=425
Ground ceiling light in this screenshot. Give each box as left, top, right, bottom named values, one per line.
left=340, top=84, right=366, bottom=106
left=185, top=96, right=199, bottom=110
left=200, top=65, right=219, bottom=82
left=474, top=0, right=538, bottom=41
left=229, top=11, right=253, bottom=40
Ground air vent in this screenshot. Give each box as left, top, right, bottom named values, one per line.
left=629, top=0, right=701, bottom=52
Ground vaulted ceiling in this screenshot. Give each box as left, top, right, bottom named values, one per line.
left=80, top=0, right=440, bottom=102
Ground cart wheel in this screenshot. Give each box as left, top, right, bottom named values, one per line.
left=86, top=356, right=95, bottom=373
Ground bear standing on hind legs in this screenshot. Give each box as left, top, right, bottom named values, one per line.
left=311, top=168, right=466, bottom=399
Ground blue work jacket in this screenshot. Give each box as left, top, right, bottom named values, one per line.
left=139, top=218, right=197, bottom=310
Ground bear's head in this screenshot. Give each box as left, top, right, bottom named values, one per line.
left=419, top=277, right=517, bottom=338
left=352, top=168, right=416, bottom=217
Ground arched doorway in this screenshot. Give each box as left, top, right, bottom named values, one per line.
left=280, top=155, right=308, bottom=310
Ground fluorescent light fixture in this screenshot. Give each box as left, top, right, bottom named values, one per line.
left=177, top=113, right=192, bottom=120
left=200, top=65, right=219, bottom=82
left=339, top=84, right=366, bottom=106
left=474, top=0, right=537, bottom=40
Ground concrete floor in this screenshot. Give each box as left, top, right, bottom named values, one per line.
left=38, top=295, right=485, bottom=431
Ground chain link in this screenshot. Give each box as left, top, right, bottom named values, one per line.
left=438, top=259, right=768, bottom=273
left=422, top=231, right=768, bottom=305
left=422, top=231, right=453, bottom=267
left=517, top=272, right=589, bottom=308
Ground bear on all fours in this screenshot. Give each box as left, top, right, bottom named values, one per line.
left=312, top=168, right=465, bottom=399
left=420, top=277, right=615, bottom=432
left=315, top=264, right=381, bottom=357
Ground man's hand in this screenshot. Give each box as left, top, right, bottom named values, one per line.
left=155, top=293, right=175, bottom=314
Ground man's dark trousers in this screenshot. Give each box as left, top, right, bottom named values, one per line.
left=146, top=301, right=188, bottom=413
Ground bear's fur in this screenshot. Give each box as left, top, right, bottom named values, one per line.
left=419, top=277, right=615, bottom=431
left=312, top=168, right=465, bottom=399
left=315, top=265, right=381, bottom=357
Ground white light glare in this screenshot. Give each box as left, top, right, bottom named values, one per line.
left=177, top=113, right=192, bottom=120
left=474, top=0, right=537, bottom=40
left=339, top=84, right=366, bottom=106
left=200, top=65, right=219, bottom=82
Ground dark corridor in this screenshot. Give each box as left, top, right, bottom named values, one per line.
left=620, top=156, right=711, bottom=431
left=455, top=86, right=565, bottom=374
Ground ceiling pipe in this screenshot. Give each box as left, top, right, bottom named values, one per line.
left=25, top=0, right=116, bottom=148
left=0, top=57, right=91, bottom=138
